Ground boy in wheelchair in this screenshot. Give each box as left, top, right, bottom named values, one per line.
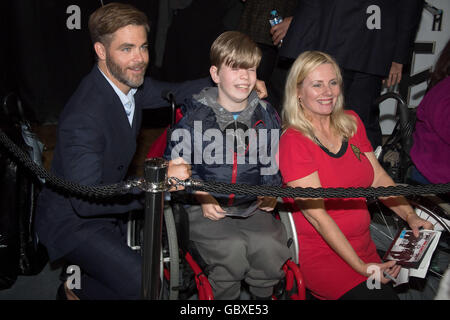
left=164, top=31, right=290, bottom=300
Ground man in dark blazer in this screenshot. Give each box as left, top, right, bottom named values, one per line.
left=34, top=3, right=212, bottom=300
left=277, top=0, right=424, bottom=148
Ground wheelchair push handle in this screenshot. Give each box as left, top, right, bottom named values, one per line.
left=373, top=91, right=406, bottom=109
left=373, top=91, right=412, bottom=151
left=374, top=91, right=409, bottom=129
left=373, top=91, right=409, bottom=126
left=161, top=90, right=177, bottom=127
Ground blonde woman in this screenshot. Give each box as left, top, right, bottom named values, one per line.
left=278, top=51, right=433, bottom=300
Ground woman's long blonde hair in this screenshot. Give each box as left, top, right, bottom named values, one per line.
left=281, top=51, right=357, bottom=142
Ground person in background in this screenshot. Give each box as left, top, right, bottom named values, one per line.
left=161, top=0, right=243, bottom=82
left=278, top=50, right=433, bottom=300
left=410, top=38, right=450, bottom=185
left=238, top=0, right=297, bottom=113
left=276, top=0, right=424, bottom=149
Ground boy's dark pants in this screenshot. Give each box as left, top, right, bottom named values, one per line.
left=187, top=205, right=291, bottom=299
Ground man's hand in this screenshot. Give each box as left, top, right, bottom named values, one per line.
left=167, top=157, right=191, bottom=191
left=383, top=62, right=403, bottom=89
left=255, top=80, right=268, bottom=99
left=257, top=196, right=278, bottom=212
left=270, top=17, right=293, bottom=46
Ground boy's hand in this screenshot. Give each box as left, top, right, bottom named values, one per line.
left=257, top=196, right=278, bottom=212
left=201, top=203, right=227, bottom=220
left=195, top=192, right=226, bottom=220
left=255, top=80, right=268, bottom=99
left=167, top=157, right=191, bottom=191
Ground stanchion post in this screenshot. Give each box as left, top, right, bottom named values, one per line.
left=141, top=158, right=168, bottom=299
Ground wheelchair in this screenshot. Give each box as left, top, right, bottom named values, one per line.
left=127, top=194, right=305, bottom=300
left=368, top=92, right=450, bottom=297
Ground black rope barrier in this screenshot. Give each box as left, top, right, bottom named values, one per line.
left=0, top=129, right=127, bottom=198
left=1, top=128, right=450, bottom=199
left=190, top=180, right=450, bottom=199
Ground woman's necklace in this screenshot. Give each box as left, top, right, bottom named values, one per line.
left=313, top=130, right=339, bottom=151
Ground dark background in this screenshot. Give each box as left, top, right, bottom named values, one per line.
left=0, top=0, right=243, bottom=126
left=1, top=0, right=158, bottom=124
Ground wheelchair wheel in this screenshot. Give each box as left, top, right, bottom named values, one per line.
left=369, top=194, right=450, bottom=278
left=161, top=204, right=180, bottom=300
left=127, top=204, right=181, bottom=300
left=407, top=194, right=450, bottom=234
left=278, top=208, right=299, bottom=264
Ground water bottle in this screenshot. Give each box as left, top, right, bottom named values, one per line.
left=269, top=10, right=283, bottom=46
left=269, top=9, right=283, bottom=27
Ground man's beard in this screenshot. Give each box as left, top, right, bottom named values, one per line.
left=106, top=54, right=147, bottom=89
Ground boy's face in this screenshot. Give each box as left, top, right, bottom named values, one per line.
left=210, top=63, right=257, bottom=110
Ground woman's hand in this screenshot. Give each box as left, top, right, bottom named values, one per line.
left=363, top=260, right=402, bottom=284
left=406, top=213, right=434, bottom=237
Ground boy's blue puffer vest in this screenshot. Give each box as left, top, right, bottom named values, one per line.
left=164, top=88, right=282, bottom=207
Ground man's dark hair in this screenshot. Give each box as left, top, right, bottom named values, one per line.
left=88, top=2, right=150, bottom=46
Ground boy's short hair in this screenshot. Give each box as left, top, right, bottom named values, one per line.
left=210, top=31, right=261, bottom=70
left=88, top=2, right=150, bottom=46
